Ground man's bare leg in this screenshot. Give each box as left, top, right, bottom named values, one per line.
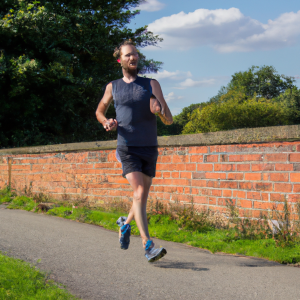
left=123, top=171, right=152, bottom=247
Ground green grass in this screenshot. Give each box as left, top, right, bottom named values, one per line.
left=0, top=252, right=77, bottom=300
left=1, top=187, right=300, bottom=265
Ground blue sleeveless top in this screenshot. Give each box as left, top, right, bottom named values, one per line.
left=112, top=76, right=158, bottom=146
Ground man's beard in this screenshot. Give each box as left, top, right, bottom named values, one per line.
left=121, top=62, right=138, bottom=76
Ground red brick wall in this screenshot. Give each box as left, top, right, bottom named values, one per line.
left=1, top=141, right=300, bottom=217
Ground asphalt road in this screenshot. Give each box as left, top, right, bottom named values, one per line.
left=0, top=205, right=300, bottom=300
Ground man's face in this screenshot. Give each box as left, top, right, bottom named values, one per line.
left=120, top=45, right=139, bottom=73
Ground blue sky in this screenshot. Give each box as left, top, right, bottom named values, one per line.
left=129, top=0, right=300, bottom=115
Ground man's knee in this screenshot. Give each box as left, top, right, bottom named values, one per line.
left=133, top=191, right=143, bottom=202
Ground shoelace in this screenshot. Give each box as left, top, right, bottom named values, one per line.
left=145, top=240, right=153, bottom=251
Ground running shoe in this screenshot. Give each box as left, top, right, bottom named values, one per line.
left=145, top=240, right=167, bottom=262
left=116, top=216, right=128, bottom=227
left=119, top=224, right=131, bottom=250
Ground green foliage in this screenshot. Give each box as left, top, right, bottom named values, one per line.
left=0, top=252, right=77, bottom=299
left=0, top=186, right=16, bottom=203
left=0, top=0, right=162, bottom=148
left=183, top=89, right=298, bottom=134
left=7, top=196, right=35, bottom=211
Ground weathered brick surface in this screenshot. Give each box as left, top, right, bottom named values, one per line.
left=1, top=140, right=300, bottom=217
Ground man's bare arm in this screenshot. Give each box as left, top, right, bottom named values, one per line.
left=95, top=83, right=117, bottom=131
left=150, top=79, right=173, bottom=125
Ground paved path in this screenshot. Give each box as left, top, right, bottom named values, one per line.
left=0, top=205, right=300, bottom=300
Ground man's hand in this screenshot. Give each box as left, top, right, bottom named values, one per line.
left=150, top=97, right=161, bottom=114
left=102, top=118, right=118, bottom=131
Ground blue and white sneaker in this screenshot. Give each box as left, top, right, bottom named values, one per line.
left=116, top=216, right=128, bottom=227
left=145, top=240, right=167, bottom=263
left=119, top=224, right=131, bottom=250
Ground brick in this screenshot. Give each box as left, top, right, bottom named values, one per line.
left=233, top=190, right=246, bottom=198
left=294, top=164, right=300, bottom=171
left=173, top=155, right=189, bottom=163
left=270, top=193, right=286, bottom=202
left=214, top=164, right=236, bottom=172
left=200, top=189, right=211, bottom=196
left=270, top=173, right=289, bottom=182
left=192, top=172, right=205, bottom=179
left=171, top=172, right=180, bottom=178
left=218, top=198, right=229, bottom=206
left=174, top=164, right=186, bottom=171
left=229, top=154, right=262, bottom=162
left=191, top=188, right=200, bottom=195
left=186, top=164, right=196, bottom=171
left=190, top=155, right=204, bottom=163
left=184, top=187, right=190, bottom=194
left=275, top=164, right=293, bottom=171
left=94, top=163, right=115, bottom=169
left=207, top=180, right=220, bottom=188
left=220, top=155, right=228, bottom=162
left=193, top=196, right=208, bottom=204
left=294, top=184, right=300, bottom=193
left=245, top=173, right=262, bottom=181
left=264, top=154, right=287, bottom=162
left=237, top=164, right=251, bottom=171
left=289, top=153, right=300, bottom=162
left=247, top=191, right=262, bottom=200
left=212, top=189, right=222, bottom=197
left=252, top=164, right=274, bottom=171
left=227, top=173, right=244, bottom=180
left=290, top=173, right=300, bottom=182
left=162, top=172, right=171, bottom=178
left=177, top=187, right=183, bottom=193
left=274, top=183, right=292, bottom=193
left=180, top=172, right=192, bottom=179
left=253, top=202, right=271, bottom=210
left=208, top=197, right=217, bottom=205
left=205, top=155, right=219, bottom=162
left=160, top=156, right=172, bottom=163
left=220, top=181, right=238, bottom=189
left=237, top=200, right=252, bottom=209
left=197, top=164, right=213, bottom=171
left=262, top=173, right=269, bottom=181
left=188, top=147, right=208, bottom=154
left=152, top=178, right=173, bottom=185
left=172, top=179, right=191, bottom=186
left=205, top=172, right=226, bottom=180
left=239, top=182, right=253, bottom=190
left=223, top=190, right=232, bottom=197
left=288, top=194, right=300, bottom=202
left=176, top=194, right=193, bottom=202
left=253, top=182, right=273, bottom=192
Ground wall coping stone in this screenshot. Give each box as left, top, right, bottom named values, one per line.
left=1, top=124, right=300, bottom=155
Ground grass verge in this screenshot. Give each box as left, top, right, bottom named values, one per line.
left=1, top=187, right=300, bottom=265
left=0, top=252, right=78, bottom=299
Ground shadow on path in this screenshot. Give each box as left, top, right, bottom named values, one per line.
left=153, top=260, right=209, bottom=271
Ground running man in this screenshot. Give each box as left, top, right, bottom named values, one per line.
left=95, top=40, right=173, bottom=262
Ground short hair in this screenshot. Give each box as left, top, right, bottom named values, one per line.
left=113, top=39, right=136, bottom=59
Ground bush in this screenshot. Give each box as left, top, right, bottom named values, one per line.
left=183, top=90, right=298, bottom=134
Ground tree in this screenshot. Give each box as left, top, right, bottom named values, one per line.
left=0, top=0, right=162, bottom=148
left=226, top=65, right=295, bottom=99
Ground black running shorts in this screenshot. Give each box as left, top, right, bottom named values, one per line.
left=116, top=146, right=158, bottom=178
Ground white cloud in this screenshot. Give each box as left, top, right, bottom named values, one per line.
left=149, top=70, right=192, bottom=81
left=164, top=92, right=184, bottom=103
left=137, top=0, right=165, bottom=12
left=179, top=78, right=216, bottom=88
left=147, top=8, right=300, bottom=52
